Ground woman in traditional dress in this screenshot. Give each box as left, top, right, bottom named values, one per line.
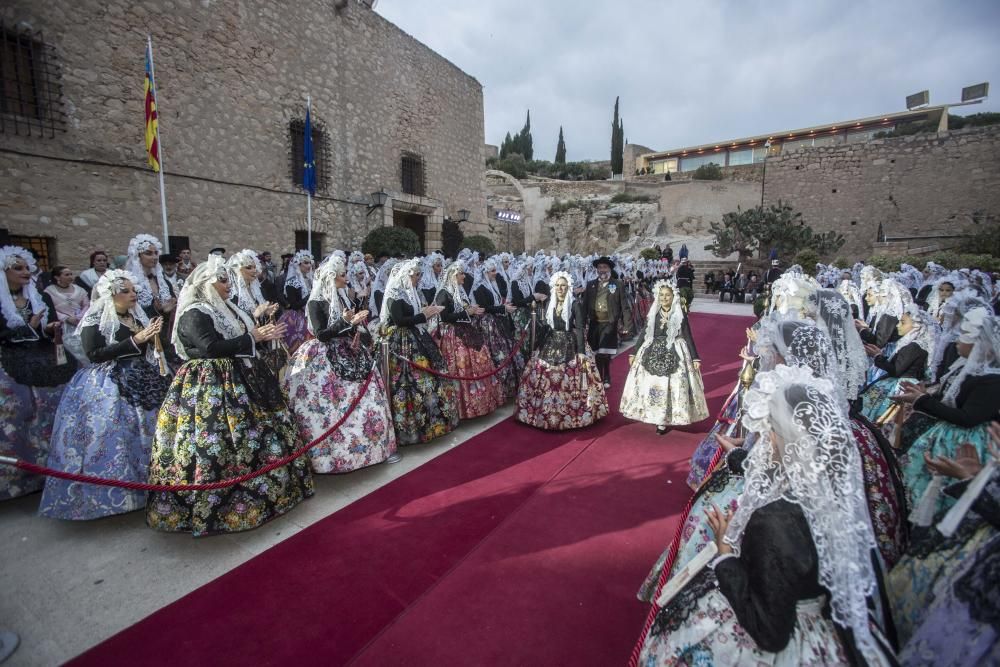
left=226, top=249, right=286, bottom=377
left=925, top=276, right=959, bottom=322
left=74, top=250, right=110, bottom=293
left=382, top=259, right=460, bottom=444
left=347, top=258, right=371, bottom=311
left=368, top=258, right=398, bottom=325
left=44, top=265, right=90, bottom=364
left=284, top=255, right=396, bottom=472
left=280, top=249, right=315, bottom=354
left=146, top=256, right=313, bottom=536
left=894, top=427, right=999, bottom=664
left=125, top=234, right=176, bottom=321
left=893, top=307, right=1000, bottom=519
left=38, top=270, right=170, bottom=519
left=859, top=304, right=935, bottom=424
left=432, top=261, right=503, bottom=419
left=857, top=278, right=911, bottom=385
left=516, top=271, right=607, bottom=430
left=0, top=246, right=77, bottom=501
left=418, top=252, right=445, bottom=305
left=472, top=257, right=524, bottom=401
left=635, top=366, right=894, bottom=666
left=929, top=288, right=990, bottom=382
left=621, top=280, right=708, bottom=435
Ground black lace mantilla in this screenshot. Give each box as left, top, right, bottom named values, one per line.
left=540, top=330, right=575, bottom=365
left=954, top=538, right=1000, bottom=626
left=327, top=342, right=373, bottom=382
left=1, top=341, right=77, bottom=387
left=650, top=567, right=717, bottom=636
left=110, top=358, right=171, bottom=411
left=238, top=358, right=286, bottom=411
left=641, top=336, right=680, bottom=376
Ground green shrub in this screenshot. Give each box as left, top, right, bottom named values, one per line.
left=639, top=247, right=661, bottom=260
left=461, top=235, right=497, bottom=257
left=692, top=162, right=724, bottom=180
left=958, top=223, right=1000, bottom=257
left=792, top=248, right=820, bottom=270
left=547, top=200, right=579, bottom=216
left=362, top=226, right=421, bottom=258
left=610, top=192, right=652, bottom=204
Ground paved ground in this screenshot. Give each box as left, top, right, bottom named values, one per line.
left=0, top=302, right=753, bottom=666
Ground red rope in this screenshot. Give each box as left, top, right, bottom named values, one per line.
left=628, top=444, right=727, bottom=667
left=395, top=323, right=530, bottom=381
left=1, top=367, right=377, bottom=492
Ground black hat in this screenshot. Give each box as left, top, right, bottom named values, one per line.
left=280, top=253, right=294, bottom=259
left=592, top=256, right=615, bottom=269
left=209, top=247, right=226, bottom=255
left=158, top=253, right=177, bottom=264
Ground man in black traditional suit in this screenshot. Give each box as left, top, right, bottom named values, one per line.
left=583, top=256, right=632, bottom=388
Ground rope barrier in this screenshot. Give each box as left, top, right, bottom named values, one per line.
left=0, top=364, right=378, bottom=492
left=393, top=322, right=531, bottom=382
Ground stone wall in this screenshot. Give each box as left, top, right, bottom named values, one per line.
left=0, top=0, right=487, bottom=268
left=763, top=125, right=1000, bottom=260
left=623, top=142, right=653, bottom=177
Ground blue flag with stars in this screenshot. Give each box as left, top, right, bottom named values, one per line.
left=302, top=105, right=316, bottom=196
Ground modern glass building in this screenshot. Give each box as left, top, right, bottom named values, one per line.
left=638, top=105, right=951, bottom=174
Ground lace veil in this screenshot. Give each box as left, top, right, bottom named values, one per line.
left=0, top=245, right=47, bottom=328
left=226, top=249, right=266, bottom=315
left=172, top=256, right=257, bottom=361
left=806, top=289, right=867, bottom=400
left=545, top=270, right=574, bottom=328
left=727, top=365, right=880, bottom=664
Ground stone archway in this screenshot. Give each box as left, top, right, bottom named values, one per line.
left=485, top=169, right=535, bottom=252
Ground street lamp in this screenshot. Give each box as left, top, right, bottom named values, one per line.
left=456, top=208, right=471, bottom=223
left=760, top=140, right=772, bottom=208
left=367, top=189, right=389, bottom=216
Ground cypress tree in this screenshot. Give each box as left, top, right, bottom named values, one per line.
left=500, top=131, right=513, bottom=158
left=611, top=97, right=622, bottom=175
left=555, top=126, right=566, bottom=164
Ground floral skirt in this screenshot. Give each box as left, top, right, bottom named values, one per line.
left=515, top=353, right=607, bottom=430
left=859, top=376, right=907, bottom=424
left=511, top=307, right=533, bottom=362
left=279, top=309, right=312, bottom=355
left=284, top=338, right=396, bottom=473
left=638, top=590, right=852, bottom=667
left=889, top=523, right=994, bottom=644
left=38, top=362, right=167, bottom=520
left=478, top=313, right=524, bottom=402
left=899, top=531, right=1000, bottom=667
left=0, top=366, right=65, bottom=501
left=386, top=326, right=460, bottom=445
left=620, top=339, right=709, bottom=428
left=434, top=322, right=503, bottom=420
left=852, top=419, right=907, bottom=568
left=686, top=382, right=743, bottom=490
left=146, top=358, right=314, bottom=536
left=900, top=420, right=992, bottom=520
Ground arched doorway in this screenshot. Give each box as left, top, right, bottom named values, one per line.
left=393, top=210, right=427, bottom=253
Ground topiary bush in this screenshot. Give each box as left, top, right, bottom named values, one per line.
left=792, top=248, right=820, bottom=270
left=639, top=247, right=661, bottom=261
left=362, top=226, right=421, bottom=258
left=461, top=234, right=497, bottom=257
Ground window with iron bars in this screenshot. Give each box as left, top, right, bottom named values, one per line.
left=0, top=21, right=67, bottom=138
left=400, top=152, right=426, bottom=197
left=0, top=230, right=56, bottom=271
left=288, top=117, right=331, bottom=193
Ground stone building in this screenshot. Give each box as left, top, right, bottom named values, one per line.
left=0, top=0, right=488, bottom=269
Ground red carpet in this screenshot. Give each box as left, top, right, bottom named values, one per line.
left=74, top=313, right=753, bottom=667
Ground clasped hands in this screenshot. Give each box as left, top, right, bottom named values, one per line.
left=341, top=308, right=370, bottom=326
left=133, top=317, right=163, bottom=345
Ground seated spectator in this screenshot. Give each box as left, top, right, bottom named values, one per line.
left=718, top=272, right=737, bottom=303
left=704, top=271, right=715, bottom=294
left=745, top=274, right=762, bottom=301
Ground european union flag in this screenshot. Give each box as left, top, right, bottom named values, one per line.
left=302, top=105, right=316, bottom=196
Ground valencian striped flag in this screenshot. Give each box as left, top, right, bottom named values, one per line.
left=144, top=41, right=160, bottom=172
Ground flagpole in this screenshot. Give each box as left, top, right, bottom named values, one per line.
left=306, top=95, right=313, bottom=255
left=147, top=35, right=170, bottom=253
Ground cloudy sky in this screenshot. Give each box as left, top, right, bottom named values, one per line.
left=377, top=0, right=999, bottom=162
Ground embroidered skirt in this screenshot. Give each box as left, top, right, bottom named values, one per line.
left=284, top=338, right=396, bottom=473
left=146, top=357, right=314, bottom=536
left=39, top=360, right=169, bottom=519
left=620, top=337, right=709, bottom=428
left=385, top=325, right=460, bottom=445
left=0, top=366, right=66, bottom=501
left=434, top=321, right=504, bottom=419
left=515, top=334, right=607, bottom=431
